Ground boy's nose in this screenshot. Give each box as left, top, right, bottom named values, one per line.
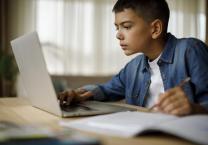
left=116, top=31, right=124, bottom=40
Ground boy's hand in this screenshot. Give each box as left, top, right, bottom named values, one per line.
left=156, top=86, right=192, bottom=116
left=58, top=88, right=93, bottom=106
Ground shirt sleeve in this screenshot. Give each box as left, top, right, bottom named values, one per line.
left=81, top=68, right=127, bottom=102
left=186, top=39, right=208, bottom=110
left=81, top=84, right=106, bottom=101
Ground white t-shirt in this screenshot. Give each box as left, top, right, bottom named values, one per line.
left=145, top=55, right=165, bottom=108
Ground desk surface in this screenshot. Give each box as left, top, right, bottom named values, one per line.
left=0, top=97, right=195, bottom=145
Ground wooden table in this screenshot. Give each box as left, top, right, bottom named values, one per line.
left=0, top=97, right=195, bottom=145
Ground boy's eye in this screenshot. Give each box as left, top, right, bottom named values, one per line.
left=123, top=25, right=131, bottom=30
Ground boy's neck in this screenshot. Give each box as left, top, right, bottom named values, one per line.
left=146, top=35, right=167, bottom=61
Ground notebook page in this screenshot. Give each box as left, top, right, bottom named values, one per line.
left=60, top=111, right=177, bottom=137
left=151, top=115, right=208, bottom=145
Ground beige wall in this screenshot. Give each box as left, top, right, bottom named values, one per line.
left=1, top=0, right=36, bottom=53
left=7, top=0, right=36, bottom=46
left=0, top=0, right=36, bottom=97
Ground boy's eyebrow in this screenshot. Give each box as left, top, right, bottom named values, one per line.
left=114, top=21, right=133, bottom=26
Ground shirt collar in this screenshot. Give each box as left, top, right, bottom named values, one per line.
left=159, top=33, right=177, bottom=64
left=142, top=33, right=177, bottom=72
left=142, top=55, right=149, bottom=72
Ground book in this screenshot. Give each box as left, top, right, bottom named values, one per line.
left=0, top=121, right=101, bottom=145
left=60, top=111, right=208, bottom=145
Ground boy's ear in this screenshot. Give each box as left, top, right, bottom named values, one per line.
left=150, top=19, right=163, bottom=39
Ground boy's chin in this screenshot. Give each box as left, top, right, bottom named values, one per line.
left=123, top=51, right=136, bottom=56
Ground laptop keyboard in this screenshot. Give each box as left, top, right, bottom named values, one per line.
left=61, top=103, right=96, bottom=112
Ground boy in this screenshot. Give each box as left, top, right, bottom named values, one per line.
left=58, top=0, right=208, bottom=116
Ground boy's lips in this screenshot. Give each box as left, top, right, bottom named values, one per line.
left=120, top=44, right=128, bottom=50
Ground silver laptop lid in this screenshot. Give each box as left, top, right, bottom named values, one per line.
left=11, top=32, right=62, bottom=117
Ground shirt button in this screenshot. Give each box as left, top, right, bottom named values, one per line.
left=158, top=60, right=162, bottom=64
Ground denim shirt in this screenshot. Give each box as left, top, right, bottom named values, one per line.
left=83, top=33, right=208, bottom=109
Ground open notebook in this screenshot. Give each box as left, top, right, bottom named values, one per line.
left=60, top=111, right=208, bottom=145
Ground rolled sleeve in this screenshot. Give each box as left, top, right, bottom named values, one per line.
left=186, top=40, right=208, bottom=109
left=82, top=85, right=106, bottom=101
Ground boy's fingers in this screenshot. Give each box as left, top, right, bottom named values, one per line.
left=157, top=87, right=181, bottom=106
left=58, top=90, right=77, bottom=105
left=67, top=90, right=78, bottom=104
left=79, top=91, right=93, bottom=101
left=66, top=95, right=74, bottom=105
left=159, top=92, right=185, bottom=110
left=58, top=92, right=64, bottom=100
left=58, top=89, right=93, bottom=105
left=169, top=107, right=183, bottom=116
left=159, top=95, right=176, bottom=108
left=158, top=90, right=174, bottom=105
left=58, top=92, right=67, bottom=105
left=162, top=99, right=183, bottom=113
left=80, top=91, right=93, bottom=97
left=156, top=87, right=191, bottom=115
left=169, top=104, right=192, bottom=116
left=76, top=88, right=87, bottom=94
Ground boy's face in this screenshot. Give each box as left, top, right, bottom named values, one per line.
left=115, top=8, right=152, bottom=56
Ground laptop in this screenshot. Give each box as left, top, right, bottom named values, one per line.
left=10, top=31, right=135, bottom=117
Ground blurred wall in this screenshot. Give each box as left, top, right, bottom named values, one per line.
left=0, top=0, right=36, bottom=96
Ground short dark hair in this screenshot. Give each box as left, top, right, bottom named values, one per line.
left=112, top=0, right=170, bottom=32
